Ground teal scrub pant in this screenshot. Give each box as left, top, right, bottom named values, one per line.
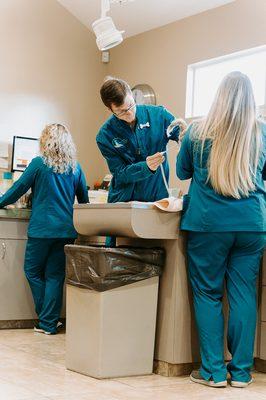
left=187, top=231, right=266, bottom=383
left=24, top=238, right=74, bottom=333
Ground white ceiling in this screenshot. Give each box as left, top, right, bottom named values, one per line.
left=57, top=0, right=235, bottom=38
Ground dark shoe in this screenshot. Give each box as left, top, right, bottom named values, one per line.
left=190, top=370, right=227, bottom=388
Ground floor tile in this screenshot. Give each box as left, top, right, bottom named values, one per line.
left=0, top=330, right=265, bottom=400
left=0, top=378, right=39, bottom=400
left=114, top=373, right=188, bottom=388
left=46, top=394, right=118, bottom=400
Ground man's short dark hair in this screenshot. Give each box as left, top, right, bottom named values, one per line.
left=100, top=77, right=132, bottom=109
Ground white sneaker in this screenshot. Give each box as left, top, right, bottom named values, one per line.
left=34, top=325, right=53, bottom=335
left=34, top=322, right=62, bottom=334
left=190, top=370, right=227, bottom=388
left=230, top=378, right=253, bottom=388
left=57, top=321, right=64, bottom=329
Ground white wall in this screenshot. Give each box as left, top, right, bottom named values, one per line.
left=1, top=0, right=265, bottom=189
left=107, top=0, right=266, bottom=189
left=0, top=0, right=106, bottom=186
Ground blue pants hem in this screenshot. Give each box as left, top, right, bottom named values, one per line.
left=200, top=367, right=227, bottom=383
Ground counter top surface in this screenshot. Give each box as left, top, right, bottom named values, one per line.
left=74, top=202, right=155, bottom=210
left=0, top=208, right=31, bottom=220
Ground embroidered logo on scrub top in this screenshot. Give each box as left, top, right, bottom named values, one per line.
left=112, top=138, right=128, bottom=149
left=139, top=122, right=150, bottom=129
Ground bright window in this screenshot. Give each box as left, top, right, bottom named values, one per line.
left=186, top=45, right=266, bottom=118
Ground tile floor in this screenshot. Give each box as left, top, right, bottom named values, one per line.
left=0, top=329, right=265, bottom=400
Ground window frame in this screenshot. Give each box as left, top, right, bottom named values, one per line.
left=185, top=45, right=266, bottom=119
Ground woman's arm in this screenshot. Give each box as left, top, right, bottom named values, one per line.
left=0, top=158, right=41, bottom=208
left=76, top=165, right=89, bottom=204
left=176, top=129, right=194, bottom=180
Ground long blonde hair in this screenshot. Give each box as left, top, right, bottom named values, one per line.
left=194, top=71, right=262, bottom=199
left=40, top=123, right=77, bottom=174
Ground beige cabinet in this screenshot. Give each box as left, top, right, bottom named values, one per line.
left=260, top=323, right=266, bottom=360
left=0, top=218, right=36, bottom=321
left=0, top=239, right=36, bottom=320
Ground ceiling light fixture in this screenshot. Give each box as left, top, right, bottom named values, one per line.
left=92, top=0, right=133, bottom=51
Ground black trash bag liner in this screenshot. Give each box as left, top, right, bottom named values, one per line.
left=65, top=245, right=165, bottom=292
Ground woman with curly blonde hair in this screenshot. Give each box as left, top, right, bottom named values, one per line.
left=0, top=123, right=88, bottom=334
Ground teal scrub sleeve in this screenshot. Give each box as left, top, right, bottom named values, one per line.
left=97, top=140, right=155, bottom=185
left=0, top=158, right=41, bottom=208
left=76, top=167, right=89, bottom=203
left=163, top=107, right=180, bottom=142
left=176, top=131, right=193, bottom=180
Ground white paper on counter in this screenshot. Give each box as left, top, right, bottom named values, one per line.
left=0, top=143, right=8, bottom=158
left=0, top=157, right=8, bottom=169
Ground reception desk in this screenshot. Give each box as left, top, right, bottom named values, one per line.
left=73, top=203, right=265, bottom=376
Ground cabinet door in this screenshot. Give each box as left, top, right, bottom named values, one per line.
left=262, top=250, right=266, bottom=286
left=0, top=239, right=36, bottom=320
left=260, top=322, right=266, bottom=360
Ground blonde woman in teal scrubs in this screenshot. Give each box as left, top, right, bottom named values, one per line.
left=176, top=72, right=266, bottom=388
left=0, top=124, right=88, bottom=334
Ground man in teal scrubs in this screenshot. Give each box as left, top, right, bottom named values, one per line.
left=97, top=77, right=185, bottom=203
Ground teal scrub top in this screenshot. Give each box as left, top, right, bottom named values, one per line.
left=0, top=157, right=88, bottom=238
left=176, top=122, right=266, bottom=232
left=97, top=105, right=180, bottom=203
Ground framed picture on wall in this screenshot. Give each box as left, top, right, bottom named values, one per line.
left=11, top=136, right=39, bottom=172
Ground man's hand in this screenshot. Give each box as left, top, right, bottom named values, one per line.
left=167, top=118, right=187, bottom=142
left=146, top=152, right=165, bottom=171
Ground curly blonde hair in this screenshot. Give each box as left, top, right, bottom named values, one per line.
left=40, top=123, right=77, bottom=174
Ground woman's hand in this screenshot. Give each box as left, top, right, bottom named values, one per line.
left=146, top=152, right=165, bottom=171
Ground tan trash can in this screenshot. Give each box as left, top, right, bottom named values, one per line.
left=66, top=276, right=159, bottom=378
left=64, top=245, right=164, bottom=379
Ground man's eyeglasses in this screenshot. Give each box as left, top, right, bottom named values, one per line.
left=113, top=102, right=136, bottom=118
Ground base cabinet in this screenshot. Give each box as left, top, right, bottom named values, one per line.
left=0, top=238, right=36, bottom=320
left=0, top=219, right=36, bottom=322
